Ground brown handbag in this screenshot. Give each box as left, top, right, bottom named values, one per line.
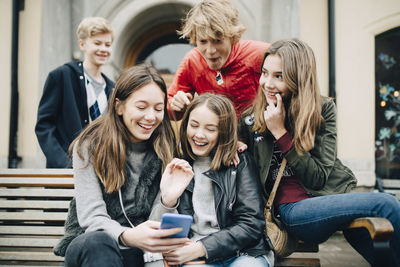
left=264, top=158, right=297, bottom=258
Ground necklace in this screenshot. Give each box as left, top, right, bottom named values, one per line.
left=216, top=71, right=224, bottom=85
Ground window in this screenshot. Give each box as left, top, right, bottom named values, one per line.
left=375, top=27, right=400, bottom=179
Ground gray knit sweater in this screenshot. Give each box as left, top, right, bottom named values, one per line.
left=53, top=141, right=167, bottom=256
left=190, top=157, right=219, bottom=242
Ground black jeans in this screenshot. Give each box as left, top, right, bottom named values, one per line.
left=65, top=231, right=144, bottom=267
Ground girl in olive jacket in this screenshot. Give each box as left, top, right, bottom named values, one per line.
left=239, top=39, right=400, bottom=266
left=161, top=93, right=272, bottom=267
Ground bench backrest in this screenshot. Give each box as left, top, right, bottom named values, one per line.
left=0, top=169, right=74, bottom=266
left=1, top=169, right=395, bottom=267
left=377, top=178, right=400, bottom=200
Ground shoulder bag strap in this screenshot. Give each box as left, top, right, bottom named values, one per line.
left=265, top=158, right=287, bottom=210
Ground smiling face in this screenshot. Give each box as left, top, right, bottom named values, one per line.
left=186, top=104, right=219, bottom=157
left=79, top=32, right=112, bottom=68
left=116, top=82, right=165, bottom=143
left=196, top=35, right=233, bottom=70
left=260, top=54, right=291, bottom=105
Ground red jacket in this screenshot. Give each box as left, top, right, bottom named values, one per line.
left=168, top=40, right=270, bottom=120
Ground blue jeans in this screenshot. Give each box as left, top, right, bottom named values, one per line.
left=181, top=255, right=270, bottom=267
left=278, top=192, right=400, bottom=266
left=65, top=231, right=144, bottom=267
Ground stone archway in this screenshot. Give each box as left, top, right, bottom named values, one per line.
left=104, top=0, right=196, bottom=80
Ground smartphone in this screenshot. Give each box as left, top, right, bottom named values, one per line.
left=160, top=213, right=193, bottom=238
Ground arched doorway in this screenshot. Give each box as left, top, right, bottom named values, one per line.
left=124, top=22, right=193, bottom=87
left=108, top=0, right=196, bottom=86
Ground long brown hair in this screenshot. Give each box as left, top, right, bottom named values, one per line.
left=248, top=38, right=324, bottom=154
left=70, top=64, right=177, bottom=193
left=179, top=93, right=237, bottom=170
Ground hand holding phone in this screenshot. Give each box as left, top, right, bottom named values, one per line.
left=160, top=213, right=193, bottom=238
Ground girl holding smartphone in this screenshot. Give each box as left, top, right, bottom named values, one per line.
left=160, top=93, right=273, bottom=267
left=54, top=64, right=193, bottom=267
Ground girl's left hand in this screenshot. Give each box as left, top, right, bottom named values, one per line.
left=237, top=140, right=248, bottom=153
left=231, top=141, right=248, bottom=167
left=160, top=158, right=194, bottom=208
left=163, top=241, right=206, bottom=265
left=264, top=93, right=287, bottom=139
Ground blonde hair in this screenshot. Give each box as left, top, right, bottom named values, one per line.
left=76, top=17, right=114, bottom=41
left=70, top=64, right=176, bottom=193
left=248, top=39, right=324, bottom=155
left=179, top=0, right=246, bottom=45
left=179, top=93, right=238, bottom=170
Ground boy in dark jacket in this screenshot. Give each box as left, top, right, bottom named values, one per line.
left=35, top=17, right=114, bottom=168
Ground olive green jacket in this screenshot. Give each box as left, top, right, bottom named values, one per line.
left=239, top=97, right=357, bottom=200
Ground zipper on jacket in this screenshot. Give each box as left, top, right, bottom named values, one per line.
left=214, top=180, right=223, bottom=229
left=216, top=71, right=224, bottom=85
left=228, top=170, right=237, bottom=211
left=205, top=171, right=222, bottom=230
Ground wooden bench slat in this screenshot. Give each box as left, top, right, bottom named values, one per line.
left=0, top=237, right=60, bottom=247
left=0, top=226, right=64, bottom=235
left=345, top=217, right=394, bottom=241
left=276, top=257, right=320, bottom=267
left=0, top=169, right=73, bottom=177
left=0, top=188, right=74, bottom=198
left=0, top=200, right=70, bottom=209
left=0, top=265, right=58, bottom=267
left=0, top=265, right=56, bottom=267
left=381, top=179, right=400, bottom=188
left=0, top=212, right=68, bottom=222
left=0, top=178, right=74, bottom=188
left=0, top=251, right=64, bottom=261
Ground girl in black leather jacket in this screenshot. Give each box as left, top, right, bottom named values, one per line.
left=161, top=93, right=273, bottom=267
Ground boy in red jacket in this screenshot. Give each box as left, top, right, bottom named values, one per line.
left=168, top=0, right=270, bottom=120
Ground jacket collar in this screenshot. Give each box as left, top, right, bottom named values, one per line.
left=65, top=61, right=114, bottom=97
left=66, top=61, right=84, bottom=74
left=220, top=41, right=240, bottom=70
left=184, top=164, right=226, bottom=192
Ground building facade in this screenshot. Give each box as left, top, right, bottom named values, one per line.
left=1, top=0, right=400, bottom=188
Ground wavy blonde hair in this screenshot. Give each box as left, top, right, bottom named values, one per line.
left=70, top=64, right=176, bottom=193
left=178, top=0, right=246, bottom=45
left=248, top=39, right=324, bottom=154
left=179, top=93, right=238, bottom=170
left=76, top=17, right=114, bottom=41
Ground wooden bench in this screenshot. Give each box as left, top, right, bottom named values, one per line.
left=278, top=216, right=395, bottom=267
left=0, top=169, right=73, bottom=266
left=0, top=169, right=395, bottom=267
left=270, top=176, right=399, bottom=267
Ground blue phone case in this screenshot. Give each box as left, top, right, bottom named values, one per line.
left=160, top=213, right=193, bottom=238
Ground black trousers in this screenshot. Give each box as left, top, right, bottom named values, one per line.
left=65, top=231, right=144, bottom=267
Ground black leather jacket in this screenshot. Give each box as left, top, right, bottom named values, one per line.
left=178, top=152, right=271, bottom=263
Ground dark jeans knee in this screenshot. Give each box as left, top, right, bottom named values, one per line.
left=65, top=231, right=123, bottom=267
